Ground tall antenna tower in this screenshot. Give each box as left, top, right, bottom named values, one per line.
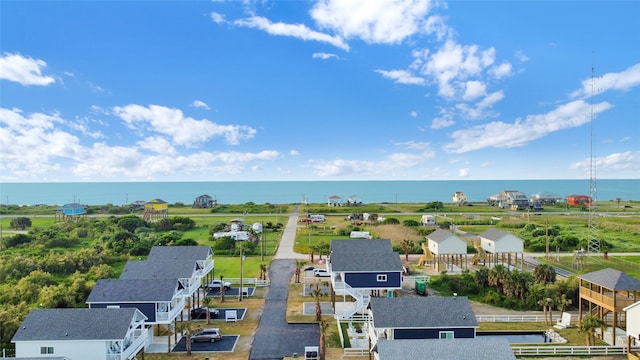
left=587, top=64, right=600, bottom=256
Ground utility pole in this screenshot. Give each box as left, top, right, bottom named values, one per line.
left=239, top=241, right=244, bottom=302
left=261, top=222, right=265, bottom=262
left=545, top=220, right=549, bottom=261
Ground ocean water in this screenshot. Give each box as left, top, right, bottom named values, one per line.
left=0, top=179, right=637, bottom=206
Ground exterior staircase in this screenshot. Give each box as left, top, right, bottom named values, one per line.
left=333, top=281, right=370, bottom=320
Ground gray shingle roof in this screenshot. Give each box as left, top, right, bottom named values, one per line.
left=369, top=296, right=478, bottom=328
left=12, top=308, right=140, bottom=342
left=427, top=229, right=457, bottom=243
left=579, top=268, right=640, bottom=291
left=147, top=245, right=212, bottom=260
left=375, top=338, right=516, bottom=360
left=330, top=251, right=403, bottom=272
left=479, top=228, right=511, bottom=241
left=119, top=260, right=197, bottom=279
left=330, top=239, right=394, bottom=254
left=86, top=278, right=178, bottom=303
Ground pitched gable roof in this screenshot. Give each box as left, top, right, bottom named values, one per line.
left=427, top=229, right=458, bottom=243
left=375, top=338, right=515, bottom=360
left=369, top=296, right=477, bottom=328
left=330, top=251, right=403, bottom=272
left=86, top=278, right=178, bottom=303
left=119, top=259, right=198, bottom=280
left=330, top=239, right=394, bottom=254
left=12, top=308, right=142, bottom=342
left=479, top=228, right=512, bottom=241
left=579, top=268, right=640, bottom=291
left=147, top=245, right=212, bottom=261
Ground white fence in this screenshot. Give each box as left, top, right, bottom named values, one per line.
left=343, top=348, right=369, bottom=357
left=476, top=314, right=560, bottom=323
left=512, top=345, right=639, bottom=356
left=225, top=278, right=269, bottom=287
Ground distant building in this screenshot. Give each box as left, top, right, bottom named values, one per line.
left=55, top=203, right=86, bottom=222
left=143, top=199, right=168, bottom=222
left=452, top=192, right=467, bottom=206
left=192, top=194, right=216, bottom=209
left=487, top=190, right=528, bottom=210
left=566, top=195, right=591, bottom=207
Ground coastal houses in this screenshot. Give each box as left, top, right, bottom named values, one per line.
left=373, top=338, right=515, bottom=360
left=327, top=239, right=403, bottom=319
left=54, top=203, right=86, bottom=222
left=578, top=268, right=640, bottom=346
left=487, top=190, right=528, bottom=210
left=478, top=228, right=524, bottom=270
left=426, top=229, right=468, bottom=272
left=367, top=296, right=478, bottom=342
left=192, top=194, right=216, bottom=208
left=143, top=199, right=168, bottom=222
left=12, top=308, right=148, bottom=360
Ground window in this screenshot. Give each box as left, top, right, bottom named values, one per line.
left=376, top=274, right=387, bottom=282
left=439, top=331, right=454, bottom=340
left=40, top=346, right=54, bottom=354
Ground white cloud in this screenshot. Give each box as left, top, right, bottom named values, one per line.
left=456, top=90, right=504, bottom=119
left=0, top=53, right=55, bottom=86
left=488, top=61, right=513, bottom=79
left=514, top=50, right=529, bottom=63
left=290, top=149, right=300, bottom=156
left=420, top=40, right=498, bottom=99
left=0, top=107, right=281, bottom=181
left=444, top=100, right=613, bottom=153
left=233, top=16, right=349, bottom=51
left=312, top=52, right=339, bottom=60
left=570, top=151, right=640, bottom=174
left=310, top=0, right=433, bottom=44
left=375, top=69, right=425, bottom=85
left=462, top=80, right=486, bottom=101
left=192, top=100, right=211, bottom=109
left=458, top=168, right=470, bottom=177
left=431, top=109, right=455, bottom=129
left=310, top=152, right=425, bottom=177
left=112, top=104, right=256, bottom=146
left=410, top=111, right=418, bottom=118
left=571, top=63, right=640, bottom=98
left=210, top=11, right=226, bottom=24
left=424, top=15, right=451, bottom=41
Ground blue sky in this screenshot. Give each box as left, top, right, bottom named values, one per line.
left=1, top=0, right=638, bottom=182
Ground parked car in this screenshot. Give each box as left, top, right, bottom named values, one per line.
left=304, top=266, right=316, bottom=272
left=206, top=280, right=231, bottom=291
left=314, top=269, right=330, bottom=277
left=191, top=307, right=219, bottom=319
left=191, top=328, right=222, bottom=342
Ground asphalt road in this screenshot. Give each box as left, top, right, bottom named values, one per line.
left=249, top=258, right=319, bottom=360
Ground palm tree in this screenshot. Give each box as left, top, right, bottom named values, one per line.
left=534, top=264, right=556, bottom=284
left=219, top=275, right=225, bottom=303
left=201, top=296, right=213, bottom=324
left=295, top=260, right=308, bottom=284
left=557, top=294, right=572, bottom=314
left=544, top=297, right=555, bottom=325
left=259, top=263, right=267, bottom=281
left=400, top=239, right=414, bottom=261
left=176, top=321, right=200, bottom=356
left=488, top=264, right=508, bottom=294
left=537, top=298, right=549, bottom=325
left=616, top=197, right=621, bottom=208
left=313, top=281, right=322, bottom=322
left=319, top=319, right=330, bottom=360
left=579, top=315, right=603, bottom=346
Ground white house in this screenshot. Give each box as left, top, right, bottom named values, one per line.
left=12, top=308, right=149, bottom=360
left=426, top=229, right=468, bottom=271
left=623, top=300, right=640, bottom=345
left=421, top=215, right=436, bottom=226
left=479, top=228, right=524, bottom=269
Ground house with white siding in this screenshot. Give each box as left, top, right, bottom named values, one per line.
left=12, top=308, right=148, bottom=360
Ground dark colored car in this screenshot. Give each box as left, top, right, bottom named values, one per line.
left=191, top=307, right=219, bottom=319
left=191, top=328, right=222, bottom=342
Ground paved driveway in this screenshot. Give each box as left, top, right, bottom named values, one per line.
left=249, top=259, right=319, bottom=360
